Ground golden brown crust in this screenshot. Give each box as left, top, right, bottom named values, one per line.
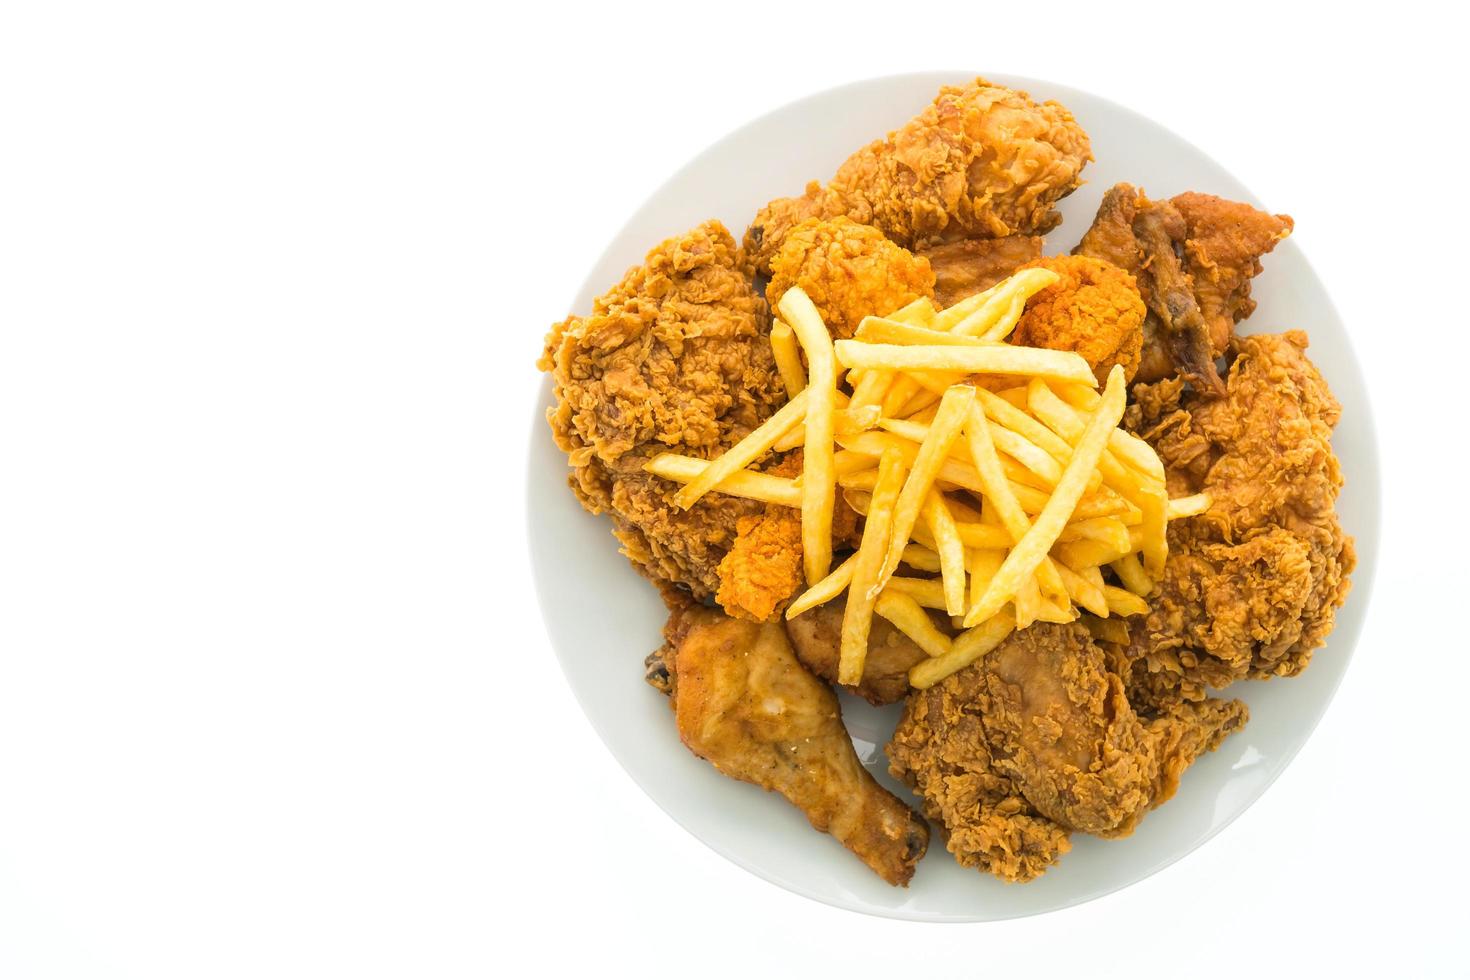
left=1012, top=254, right=1145, bottom=384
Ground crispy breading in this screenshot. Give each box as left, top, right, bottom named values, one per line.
left=539, top=220, right=787, bottom=598
left=716, top=507, right=803, bottom=622
left=765, top=217, right=935, bottom=339
left=1124, top=331, right=1354, bottom=703
left=888, top=622, right=1246, bottom=881
left=1011, top=254, right=1145, bottom=383
left=746, top=78, right=1091, bottom=273
left=784, top=598, right=929, bottom=705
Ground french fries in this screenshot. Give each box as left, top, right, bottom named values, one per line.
left=638, top=268, right=1194, bottom=694
left=779, top=288, right=837, bottom=585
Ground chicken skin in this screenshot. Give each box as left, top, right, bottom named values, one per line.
left=1075, top=184, right=1292, bottom=392
left=1010, top=254, right=1146, bottom=384
left=888, top=623, right=1246, bottom=882
left=1125, top=331, right=1355, bottom=703
left=765, top=217, right=935, bottom=339
left=648, top=603, right=929, bottom=886
left=917, top=234, right=1042, bottom=308
left=784, top=598, right=928, bottom=705
left=745, top=79, right=1091, bottom=274
left=539, top=220, right=787, bottom=598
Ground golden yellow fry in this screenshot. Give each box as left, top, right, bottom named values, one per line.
left=840, top=430, right=1041, bottom=506
left=644, top=454, right=803, bottom=507
left=887, top=296, right=937, bottom=325
left=922, top=493, right=968, bottom=615
left=1111, top=552, right=1154, bottom=596
left=994, top=386, right=1029, bottom=409
left=675, top=389, right=808, bottom=508
left=848, top=367, right=893, bottom=412
left=843, top=488, right=872, bottom=515
left=947, top=268, right=1059, bottom=337
left=952, top=522, right=1015, bottom=549
left=897, top=386, right=942, bottom=419
left=1167, top=493, right=1212, bottom=519
left=1014, top=574, right=1041, bottom=629
left=769, top=320, right=806, bottom=399
left=835, top=404, right=881, bottom=438
left=785, top=554, right=857, bottom=620
left=1052, top=560, right=1110, bottom=617
left=840, top=450, right=906, bottom=685
left=967, top=548, right=1004, bottom=613
left=839, top=468, right=878, bottom=491
left=966, top=366, right=1127, bottom=626
left=1103, top=585, right=1150, bottom=618
left=1052, top=537, right=1132, bottom=570
left=881, top=374, right=922, bottom=417
left=1138, top=485, right=1168, bottom=576
left=1028, top=379, right=1164, bottom=482
left=943, top=494, right=985, bottom=524
left=875, top=385, right=977, bottom=595
left=910, top=608, right=1017, bottom=689
left=989, top=424, right=1065, bottom=485
left=931, top=284, right=1002, bottom=331
left=1056, top=516, right=1133, bottom=552
left=855, top=318, right=996, bottom=348
left=885, top=576, right=948, bottom=609
left=875, top=590, right=952, bottom=657
left=1082, top=614, right=1131, bottom=646
left=1033, top=596, right=1077, bottom=624
left=834, top=341, right=1097, bottom=385
left=778, top=287, right=838, bottom=585
left=976, top=292, right=1028, bottom=342
left=975, top=386, right=1076, bottom=463
left=1055, top=382, right=1168, bottom=481
left=900, top=543, right=942, bottom=572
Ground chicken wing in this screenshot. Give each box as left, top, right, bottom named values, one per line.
left=649, top=603, right=929, bottom=886
left=539, top=221, right=787, bottom=598
left=745, top=79, right=1091, bottom=274
left=1074, top=184, right=1292, bottom=393
left=1124, top=331, right=1355, bottom=703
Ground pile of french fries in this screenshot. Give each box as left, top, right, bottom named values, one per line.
left=646, top=269, right=1209, bottom=689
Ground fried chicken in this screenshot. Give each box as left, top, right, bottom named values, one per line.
left=888, top=622, right=1246, bottom=882
left=539, top=221, right=787, bottom=598
left=917, top=234, right=1042, bottom=308
left=765, top=217, right=935, bottom=338
left=716, top=506, right=803, bottom=622
left=785, top=598, right=928, bottom=705
left=1125, top=331, right=1354, bottom=703
left=1011, top=254, right=1145, bottom=384
left=648, top=603, right=929, bottom=886
left=1075, top=184, right=1292, bottom=393
left=745, top=79, right=1091, bottom=274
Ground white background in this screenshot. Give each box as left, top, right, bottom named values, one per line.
left=1, top=2, right=1465, bottom=977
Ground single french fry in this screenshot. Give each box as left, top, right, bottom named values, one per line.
left=885, top=576, right=948, bottom=609
left=875, top=590, right=952, bottom=657
left=887, top=296, right=936, bottom=325
left=900, top=543, right=942, bottom=573
left=1014, top=574, right=1041, bottom=629
left=1167, top=493, right=1211, bottom=519
left=1057, top=516, right=1133, bottom=552
left=1103, top=584, right=1150, bottom=618
left=840, top=450, right=906, bottom=685
left=875, top=385, right=977, bottom=594
left=923, top=493, right=968, bottom=615
left=947, top=268, right=1059, bottom=337
left=834, top=341, right=1097, bottom=385
left=644, top=454, right=802, bottom=507
left=778, top=288, right=837, bottom=584
left=909, top=608, right=1017, bottom=689
left=989, top=423, right=1065, bottom=486
left=1052, top=560, right=1110, bottom=618
left=785, top=554, right=857, bottom=619
left=1052, top=537, right=1133, bottom=570
left=848, top=367, right=893, bottom=412
left=676, top=389, right=808, bottom=508
left=967, top=548, right=1005, bottom=613
left=856, top=318, right=996, bottom=348
left=881, top=374, right=923, bottom=418
left=976, top=292, right=1028, bottom=342
left=966, top=366, right=1128, bottom=626
left=842, top=488, right=872, bottom=515
left=1033, top=596, right=1077, bottom=624
left=931, top=284, right=1003, bottom=331
left=1138, top=485, right=1168, bottom=576
left=1110, top=552, right=1154, bottom=596
left=769, top=320, right=806, bottom=399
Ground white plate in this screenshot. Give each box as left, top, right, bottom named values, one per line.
left=525, top=73, right=1379, bottom=921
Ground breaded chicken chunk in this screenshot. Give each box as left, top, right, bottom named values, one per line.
left=765, top=216, right=934, bottom=339
left=1011, top=254, right=1146, bottom=383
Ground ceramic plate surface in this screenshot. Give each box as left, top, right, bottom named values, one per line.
left=526, top=73, right=1379, bottom=920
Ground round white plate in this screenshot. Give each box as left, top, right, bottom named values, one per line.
left=525, top=73, right=1379, bottom=921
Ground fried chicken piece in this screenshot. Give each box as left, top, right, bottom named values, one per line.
left=716, top=506, right=803, bottom=622
left=785, top=598, right=928, bottom=705
left=1011, top=254, right=1145, bottom=384
left=1125, top=331, right=1355, bottom=702
left=889, top=623, right=1246, bottom=881
left=745, top=79, right=1091, bottom=274
left=917, top=234, right=1042, bottom=308
left=765, top=217, right=934, bottom=339
left=1075, top=184, right=1292, bottom=393
left=651, top=604, right=929, bottom=886
left=539, top=221, right=787, bottom=598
